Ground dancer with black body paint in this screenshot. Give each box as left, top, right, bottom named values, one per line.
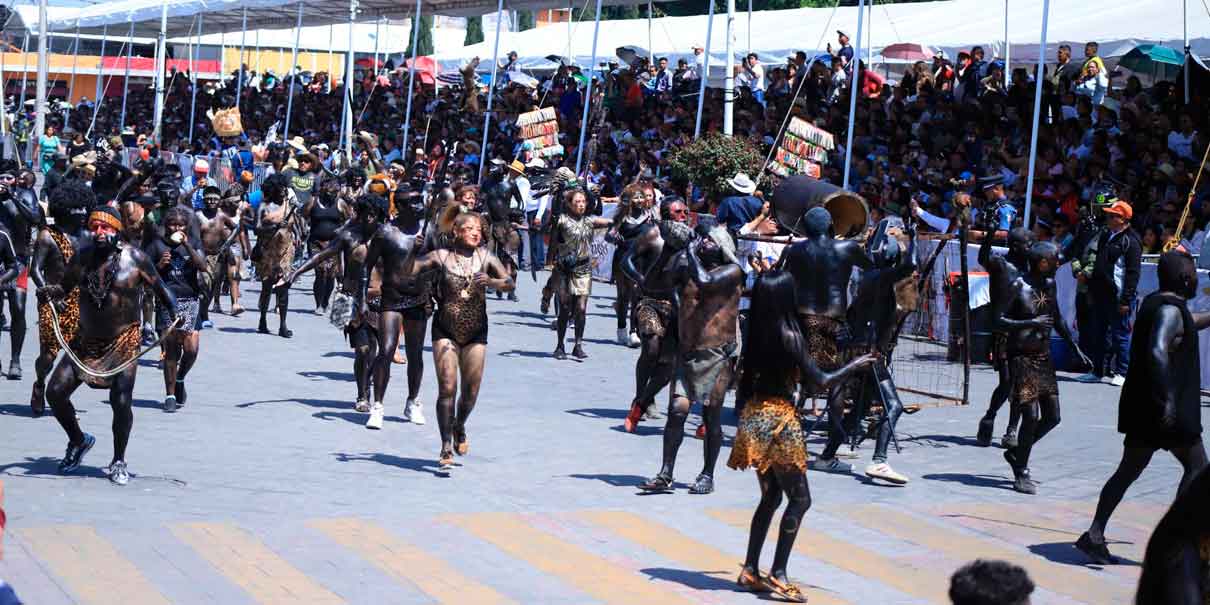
left=0, top=166, right=43, bottom=379
left=29, top=182, right=92, bottom=416
left=640, top=226, right=743, bottom=495
left=41, top=206, right=179, bottom=486
left=976, top=220, right=1035, bottom=448
left=145, top=207, right=207, bottom=411
left=1077, top=249, right=1210, bottom=564
left=996, top=241, right=1089, bottom=494
left=289, top=194, right=388, bottom=414
left=620, top=198, right=691, bottom=431
left=549, top=188, right=612, bottom=360
left=728, top=270, right=874, bottom=603
left=302, top=177, right=352, bottom=315
left=777, top=206, right=873, bottom=473
left=253, top=174, right=296, bottom=338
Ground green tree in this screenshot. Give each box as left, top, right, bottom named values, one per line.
left=668, top=134, right=763, bottom=203
left=406, top=15, right=434, bottom=56
left=517, top=10, right=535, bottom=31
left=464, top=16, right=484, bottom=45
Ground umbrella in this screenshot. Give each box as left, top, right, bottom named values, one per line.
left=506, top=71, right=540, bottom=89
left=404, top=57, right=439, bottom=86
left=879, top=43, right=934, bottom=62
left=545, top=54, right=572, bottom=66
left=1119, top=44, right=1184, bottom=81
left=437, top=71, right=465, bottom=87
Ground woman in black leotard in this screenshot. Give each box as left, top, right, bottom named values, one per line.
left=302, top=178, right=351, bottom=314
left=404, top=208, right=514, bottom=468
left=728, top=270, right=873, bottom=603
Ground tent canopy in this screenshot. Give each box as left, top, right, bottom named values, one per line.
left=10, top=0, right=659, bottom=39
left=434, top=0, right=1210, bottom=71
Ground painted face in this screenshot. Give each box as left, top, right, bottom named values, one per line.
left=204, top=194, right=220, bottom=210
left=666, top=202, right=688, bottom=222
left=568, top=193, right=588, bottom=217
left=459, top=189, right=477, bottom=205
left=455, top=220, right=482, bottom=248
left=89, top=219, right=119, bottom=249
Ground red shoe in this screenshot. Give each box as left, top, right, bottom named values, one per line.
left=624, top=400, right=644, bottom=433
left=695, top=424, right=706, bottom=439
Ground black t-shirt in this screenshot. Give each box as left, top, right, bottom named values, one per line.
left=144, top=237, right=199, bottom=299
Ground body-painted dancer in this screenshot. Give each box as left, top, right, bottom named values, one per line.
left=996, top=241, right=1089, bottom=494
left=729, top=270, right=873, bottom=603
left=253, top=174, right=296, bottom=338
left=1077, top=249, right=1210, bottom=563
left=549, top=189, right=612, bottom=360
left=41, top=206, right=179, bottom=486
left=976, top=222, right=1035, bottom=448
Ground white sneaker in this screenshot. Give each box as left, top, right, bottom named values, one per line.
left=616, top=328, right=629, bottom=345
left=865, top=462, right=909, bottom=485
left=1076, top=373, right=1102, bottom=384
left=404, top=399, right=426, bottom=425
left=1109, top=374, right=1126, bottom=387
left=628, top=332, right=641, bottom=348
left=365, top=402, right=384, bottom=430
left=354, top=399, right=370, bottom=413
left=835, top=443, right=860, bottom=459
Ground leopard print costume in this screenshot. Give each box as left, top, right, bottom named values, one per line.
left=72, top=322, right=142, bottom=389
left=37, top=229, right=79, bottom=358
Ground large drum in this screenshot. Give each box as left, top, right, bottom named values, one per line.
left=772, top=175, right=869, bottom=238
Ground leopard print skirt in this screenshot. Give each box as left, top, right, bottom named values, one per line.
left=72, top=323, right=142, bottom=389
left=798, top=313, right=847, bottom=371
left=37, top=291, right=80, bottom=358
left=636, top=297, right=674, bottom=338
left=308, top=240, right=341, bottom=279
left=728, top=395, right=808, bottom=474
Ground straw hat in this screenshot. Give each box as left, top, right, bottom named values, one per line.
left=287, top=136, right=308, bottom=154
left=507, top=159, right=525, bottom=174
left=462, top=141, right=481, bottom=155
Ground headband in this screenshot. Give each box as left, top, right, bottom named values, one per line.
left=88, top=209, right=123, bottom=231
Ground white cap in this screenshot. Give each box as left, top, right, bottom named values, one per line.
left=194, top=159, right=210, bottom=173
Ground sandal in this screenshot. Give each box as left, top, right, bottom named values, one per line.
left=736, top=567, right=772, bottom=593
left=438, top=448, right=455, bottom=470
left=639, top=473, right=674, bottom=492
left=764, top=574, right=807, bottom=603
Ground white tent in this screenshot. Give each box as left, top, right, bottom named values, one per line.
left=435, top=0, right=1210, bottom=70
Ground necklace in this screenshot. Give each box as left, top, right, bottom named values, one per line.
left=452, top=250, right=476, bottom=300
left=85, top=252, right=119, bottom=308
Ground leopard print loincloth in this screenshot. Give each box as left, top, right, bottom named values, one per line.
left=636, top=297, right=674, bottom=339
left=728, top=395, right=808, bottom=474
left=798, top=313, right=848, bottom=372
left=71, top=323, right=142, bottom=389
left=38, top=293, right=80, bottom=358
left=308, top=240, right=342, bottom=279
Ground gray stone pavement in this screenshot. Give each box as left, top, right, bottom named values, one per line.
left=0, top=272, right=1202, bottom=604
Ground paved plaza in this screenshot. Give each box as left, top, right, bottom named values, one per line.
left=0, top=274, right=1199, bottom=604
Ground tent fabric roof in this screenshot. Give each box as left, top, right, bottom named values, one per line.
left=11, top=0, right=655, bottom=38
left=434, top=0, right=1210, bottom=71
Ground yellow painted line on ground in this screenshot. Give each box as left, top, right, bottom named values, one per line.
left=709, top=508, right=952, bottom=604
left=17, top=525, right=171, bottom=605
left=309, top=518, right=516, bottom=605
left=171, top=522, right=343, bottom=605
left=444, top=511, right=695, bottom=605
left=579, top=510, right=851, bottom=605
left=844, top=505, right=1134, bottom=604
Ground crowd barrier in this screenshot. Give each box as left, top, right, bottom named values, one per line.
left=118, top=148, right=270, bottom=195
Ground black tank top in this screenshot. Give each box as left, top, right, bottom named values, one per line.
left=309, top=200, right=343, bottom=242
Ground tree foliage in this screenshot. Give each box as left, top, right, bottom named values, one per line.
left=406, top=16, right=435, bottom=56
left=668, top=134, right=763, bottom=203
left=464, top=16, right=484, bottom=45
left=517, top=10, right=535, bottom=31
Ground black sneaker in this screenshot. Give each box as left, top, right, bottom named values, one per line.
left=163, top=395, right=178, bottom=412
left=59, top=433, right=96, bottom=473
left=1001, top=429, right=1018, bottom=449
left=175, top=380, right=187, bottom=406
left=1075, top=532, right=1115, bottom=565
left=639, top=473, right=674, bottom=492
left=1012, top=468, right=1037, bottom=494
left=808, top=457, right=853, bottom=474
left=108, top=460, right=130, bottom=486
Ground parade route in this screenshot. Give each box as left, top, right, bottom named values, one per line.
left=0, top=275, right=1196, bottom=604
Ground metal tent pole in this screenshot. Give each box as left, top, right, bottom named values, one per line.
left=477, top=0, right=506, bottom=184
left=327, top=24, right=335, bottom=88
left=723, top=0, right=734, bottom=136
left=842, top=0, right=865, bottom=190
left=152, top=0, right=169, bottom=143
left=188, top=13, right=203, bottom=146
left=1003, top=0, right=1010, bottom=87
left=237, top=7, right=247, bottom=110
left=574, top=0, right=604, bottom=173
left=343, top=0, right=357, bottom=161
left=401, top=0, right=422, bottom=159
left=1183, top=0, right=1190, bottom=104
left=94, top=25, right=107, bottom=107
left=567, top=0, right=572, bottom=64
left=16, top=33, right=28, bottom=124
left=372, top=16, right=381, bottom=74
left=119, top=21, right=133, bottom=133
left=68, top=21, right=80, bottom=104
left=283, top=2, right=304, bottom=141
left=693, top=0, right=715, bottom=139
left=1022, top=0, right=1050, bottom=227
left=31, top=0, right=46, bottom=165
left=647, top=0, right=653, bottom=64
left=747, top=0, right=752, bottom=55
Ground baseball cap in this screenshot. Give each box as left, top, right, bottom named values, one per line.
left=1101, top=199, right=1133, bottom=220
left=194, top=159, right=210, bottom=174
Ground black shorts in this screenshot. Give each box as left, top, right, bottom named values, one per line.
left=432, top=320, right=488, bottom=346
left=1124, top=433, right=1202, bottom=452
left=346, top=320, right=378, bottom=348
